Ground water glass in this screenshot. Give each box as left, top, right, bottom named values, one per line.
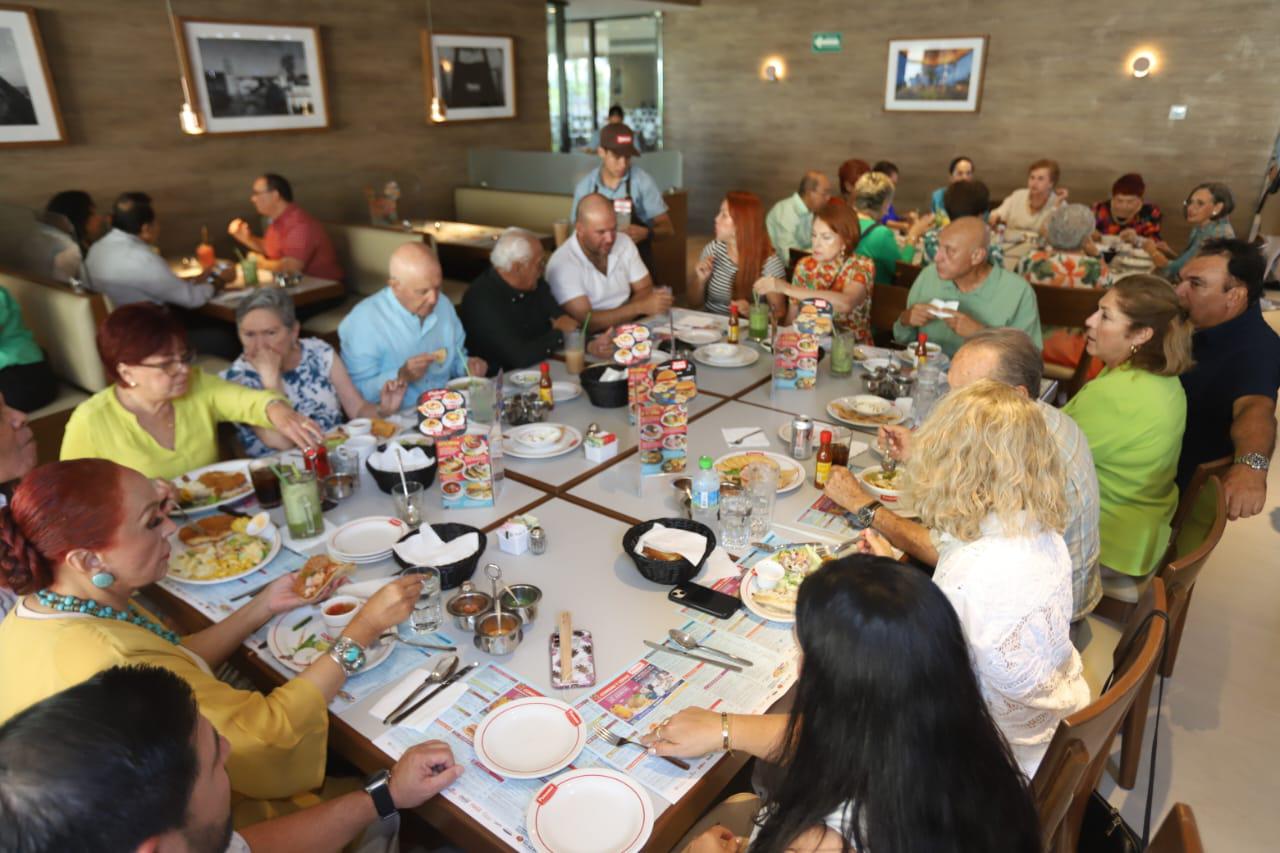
left=469, top=376, right=497, bottom=423
left=392, top=481, right=426, bottom=528
left=719, top=487, right=753, bottom=553
left=404, top=567, right=443, bottom=639
left=741, top=461, right=778, bottom=538
left=329, top=447, right=360, bottom=492
left=830, top=329, right=856, bottom=376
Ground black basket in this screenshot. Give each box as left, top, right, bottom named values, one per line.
left=366, top=439, right=437, bottom=494
left=581, top=363, right=629, bottom=408
left=622, top=517, right=715, bottom=585
left=391, top=522, right=485, bottom=590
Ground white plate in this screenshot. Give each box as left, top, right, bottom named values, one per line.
left=166, top=524, right=280, bottom=585
left=526, top=768, right=655, bottom=853
left=508, top=370, right=541, bottom=388
left=859, top=357, right=893, bottom=372
left=776, top=422, right=852, bottom=452
left=327, top=550, right=391, bottom=565
left=740, top=567, right=795, bottom=624
left=675, top=328, right=721, bottom=345
left=502, top=425, right=584, bottom=460
left=328, top=517, right=408, bottom=560
left=827, top=396, right=906, bottom=428
left=474, top=697, right=587, bottom=780
left=171, top=460, right=254, bottom=514
left=512, top=424, right=568, bottom=449
left=693, top=344, right=759, bottom=368
left=895, top=344, right=942, bottom=368
left=267, top=604, right=395, bottom=674
left=712, top=450, right=805, bottom=494
left=552, top=382, right=582, bottom=403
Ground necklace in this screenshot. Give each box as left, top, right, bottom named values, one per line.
left=35, top=589, right=181, bottom=645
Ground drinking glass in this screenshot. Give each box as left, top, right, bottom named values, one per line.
left=564, top=330, right=585, bottom=375
left=748, top=302, right=770, bottom=342
left=469, top=376, right=497, bottom=423
left=329, top=447, right=360, bottom=493
left=281, top=469, right=323, bottom=539
left=830, top=329, right=856, bottom=376
left=403, top=567, right=443, bottom=639
left=250, top=458, right=282, bottom=508
left=741, top=462, right=778, bottom=539
left=719, top=487, right=753, bottom=553
left=392, top=481, right=426, bottom=528
left=239, top=256, right=258, bottom=287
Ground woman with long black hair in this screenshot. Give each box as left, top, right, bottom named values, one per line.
left=649, top=555, right=1041, bottom=853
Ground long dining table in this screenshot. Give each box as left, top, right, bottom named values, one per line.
left=148, top=310, right=896, bottom=852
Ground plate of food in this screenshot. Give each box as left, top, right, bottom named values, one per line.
left=512, top=424, right=566, bottom=449
left=508, top=370, right=541, bottom=389
left=827, top=395, right=906, bottom=428
left=167, top=514, right=280, bottom=585
left=266, top=603, right=394, bottom=673
left=502, top=425, right=583, bottom=460
left=740, top=544, right=831, bottom=623
left=171, top=461, right=253, bottom=513
left=713, top=451, right=804, bottom=494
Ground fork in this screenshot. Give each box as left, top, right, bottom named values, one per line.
left=728, top=428, right=764, bottom=446
left=591, top=721, right=689, bottom=770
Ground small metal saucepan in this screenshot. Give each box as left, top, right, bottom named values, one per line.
left=473, top=611, right=523, bottom=655
left=497, top=583, right=542, bottom=626
left=445, top=581, right=492, bottom=632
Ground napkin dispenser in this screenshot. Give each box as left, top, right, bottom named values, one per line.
left=584, top=430, right=619, bottom=463
left=497, top=521, right=530, bottom=556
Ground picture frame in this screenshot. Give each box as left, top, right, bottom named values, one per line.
left=884, top=36, right=988, bottom=113
left=177, top=17, right=329, bottom=135
left=421, top=31, right=516, bottom=123
left=0, top=4, right=65, bottom=146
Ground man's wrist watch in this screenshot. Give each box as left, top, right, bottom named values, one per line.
left=1234, top=452, right=1270, bottom=472
left=364, top=769, right=397, bottom=820
left=844, top=500, right=883, bottom=530
left=329, top=636, right=367, bottom=676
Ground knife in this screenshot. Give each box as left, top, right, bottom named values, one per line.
left=643, top=640, right=743, bottom=673
left=387, top=662, right=478, bottom=726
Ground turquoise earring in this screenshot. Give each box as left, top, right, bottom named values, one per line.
left=91, top=571, right=116, bottom=589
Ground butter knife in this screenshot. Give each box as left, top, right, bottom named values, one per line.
left=643, top=640, right=743, bottom=673
left=387, top=662, right=478, bottom=726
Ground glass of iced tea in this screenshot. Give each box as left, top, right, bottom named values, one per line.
left=250, top=459, right=282, bottom=508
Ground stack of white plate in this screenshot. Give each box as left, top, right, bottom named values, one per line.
left=503, top=424, right=583, bottom=460
left=327, top=516, right=407, bottom=564
left=693, top=342, right=759, bottom=368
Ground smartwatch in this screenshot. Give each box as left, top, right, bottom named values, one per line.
left=364, top=769, right=397, bottom=821
left=844, top=500, right=882, bottom=530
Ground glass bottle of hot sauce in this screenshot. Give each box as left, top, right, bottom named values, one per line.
left=814, top=430, right=833, bottom=487
left=196, top=226, right=215, bottom=271
left=538, top=362, right=554, bottom=409
left=916, top=332, right=929, bottom=366
left=727, top=304, right=740, bottom=344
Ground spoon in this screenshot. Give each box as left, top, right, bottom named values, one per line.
left=671, top=477, right=693, bottom=502
left=380, top=654, right=458, bottom=725
left=668, top=629, right=754, bottom=667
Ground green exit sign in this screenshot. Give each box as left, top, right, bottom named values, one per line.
left=812, top=32, right=842, bottom=53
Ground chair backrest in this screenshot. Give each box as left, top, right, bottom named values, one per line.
left=1031, top=738, right=1089, bottom=851
left=1149, top=803, right=1204, bottom=853
left=1034, top=578, right=1168, bottom=852
left=893, top=260, right=922, bottom=288
left=454, top=186, right=570, bottom=233
left=326, top=224, right=427, bottom=297
left=1167, top=456, right=1231, bottom=543
left=1031, top=282, right=1103, bottom=329
left=870, top=283, right=907, bottom=338
left=0, top=266, right=108, bottom=393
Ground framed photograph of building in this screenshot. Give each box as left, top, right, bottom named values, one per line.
left=0, top=5, right=65, bottom=146
left=178, top=18, right=329, bottom=134
left=422, top=31, right=516, bottom=122
left=884, top=36, right=988, bottom=112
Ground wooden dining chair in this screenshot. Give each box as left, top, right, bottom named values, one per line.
left=869, top=283, right=908, bottom=346
left=893, top=260, right=921, bottom=288
left=1149, top=803, right=1205, bottom=853
left=1032, top=579, right=1167, bottom=852
left=1031, top=739, right=1089, bottom=851
left=1164, top=456, right=1233, bottom=566
left=1031, top=283, right=1103, bottom=401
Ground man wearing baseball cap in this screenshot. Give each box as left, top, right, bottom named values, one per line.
left=570, top=122, right=673, bottom=274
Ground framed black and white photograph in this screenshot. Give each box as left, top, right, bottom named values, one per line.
left=422, top=31, right=516, bottom=122
left=0, top=5, right=65, bottom=146
left=884, top=36, right=988, bottom=112
left=178, top=18, right=328, bottom=134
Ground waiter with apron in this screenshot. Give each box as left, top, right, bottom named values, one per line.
left=570, top=123, right=674, bottom=280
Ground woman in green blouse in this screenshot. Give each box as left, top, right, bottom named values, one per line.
left=0, top=287, right=56, bottom=413
left=1063, top=275, right=1193, bottom=576
left=852, top=171, right=933, bottom=284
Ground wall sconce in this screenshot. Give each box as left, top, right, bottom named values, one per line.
left=1128, top=50, right=1157, bottom=78
left=761, top=56, right=786, bottom=82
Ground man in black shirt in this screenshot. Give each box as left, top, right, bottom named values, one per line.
left=1175, top=238, right=1280, bottom=519
left=460, top=228, right=580, bottom=375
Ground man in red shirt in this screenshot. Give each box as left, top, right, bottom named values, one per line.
left=228, top=173, right=343, bottom=281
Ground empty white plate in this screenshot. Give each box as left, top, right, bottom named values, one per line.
left=676, top=328, right=720, bottom=345
left=328, top=517, right=406, bottom=560
left=475, top=697, right=587, bottom=780
left=526, top=768, right=655, bottom=853
left=552, top=382, right=582, bottom=403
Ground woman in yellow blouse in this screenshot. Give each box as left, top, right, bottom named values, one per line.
left=60, top=303, right=325, bottom=479
left=0, top=458, right=420, bottom=812
left=753, top=200, right=878, bottom=344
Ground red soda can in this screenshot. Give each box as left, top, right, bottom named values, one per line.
left=303, top=445, right=331, bottom=478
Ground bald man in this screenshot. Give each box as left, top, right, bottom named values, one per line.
left=546, top=193, right=671, bottom=332
left=893, top=217, right=1042, bottom=356
left=339, top=242, right=486, bottom=404
left=765, top=170, right=832, bottom=266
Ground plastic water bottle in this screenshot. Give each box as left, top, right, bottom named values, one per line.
left=913, top=362, right=943, bottom=427
left=690, top=455, right=721, bottom=537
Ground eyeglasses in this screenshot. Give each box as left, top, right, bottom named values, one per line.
left=250, top=187, right=274, bottom=197
left=133, top=351, right=197, bottom=375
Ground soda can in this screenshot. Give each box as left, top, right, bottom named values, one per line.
left=789, top=416, right=814, bottom=460
left=303, top=444, right=331, bottom=478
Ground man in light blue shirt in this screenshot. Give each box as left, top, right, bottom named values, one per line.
left=339, top=242, right=486, bottom=404
left=765, top=171, right=832, bottom=268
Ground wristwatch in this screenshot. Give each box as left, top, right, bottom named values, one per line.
left=364, top=769, right=397, bottom=821
left=1234, top=452, right=1270, bottom=472
left=844, top=500, right=883, bottom=530
left=328, top=636, right=367, bottom=676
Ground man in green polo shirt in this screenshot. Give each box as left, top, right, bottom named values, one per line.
left=893, top=217, right=1042, bottom=356
left=765, top=170, right=832, bottom=269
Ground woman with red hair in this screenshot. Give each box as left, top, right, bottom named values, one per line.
left=837, top=158, right=871, bottom=206
left=689, top=191, right=788, bottom=319
left=60, top=303, right=325, bottom=479
left=753, top=200, right=877, bottom=343
left=0, top=458, right=421, bottom=813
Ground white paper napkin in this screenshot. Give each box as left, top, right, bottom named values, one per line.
left=695, top=547, right=741, bottom=584
left=281, top=518, right=339, bottom=554
left=368, top=441, right=434, bottom=472
left=847, top=439, right=870, bottom=457
left=722, top=428, right=769, bottom=448
left=857, top=345, right=891, bottom=360
left=636, top=524, right=710, bottom=565
left=600, top=367, right=628, bottom=382
left=393, top=531, right=479, bottom=568
left=370, top=669, right=471, bottom=729
left=340, top=575, right=399, bottom=599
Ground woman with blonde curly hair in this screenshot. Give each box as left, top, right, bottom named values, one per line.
left=863, top=379, right=1089, bottom=777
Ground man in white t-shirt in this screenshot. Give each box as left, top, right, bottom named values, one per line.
left=546, top=193, right=672, bottom=332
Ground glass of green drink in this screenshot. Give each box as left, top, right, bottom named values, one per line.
left=748, top=302, right=770, bottom=341
left=830, top=329, right=856, bottom=376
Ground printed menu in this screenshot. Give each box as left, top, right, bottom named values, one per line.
left=419, top=389, right=495, bottom=508
left=772, top=328, right=819, bottom=391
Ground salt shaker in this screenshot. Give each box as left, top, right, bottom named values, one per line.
left=529, top=526, right=547, bottom=555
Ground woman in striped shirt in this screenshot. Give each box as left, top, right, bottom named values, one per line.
left=689, top=191, right=787, bottom=319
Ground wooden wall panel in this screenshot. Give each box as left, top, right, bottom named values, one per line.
left=5, top=0, right=550, bottom=258
left=664, top=0, right=1280, bottom=245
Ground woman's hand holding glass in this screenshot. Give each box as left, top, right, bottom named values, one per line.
left=343, top=576, right=421, bottom=645
left=265, top=400, right=326, bottom=449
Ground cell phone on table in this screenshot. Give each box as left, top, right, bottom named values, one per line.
left=550, top=629, right=596, bottom=688
left=668, top=582, right=741, bottom=619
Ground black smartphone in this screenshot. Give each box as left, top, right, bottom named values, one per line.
left=668, top=582, right=741, bottom=619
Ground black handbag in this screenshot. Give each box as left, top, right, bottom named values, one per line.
left=1075, top=609, right=1169, bottom=853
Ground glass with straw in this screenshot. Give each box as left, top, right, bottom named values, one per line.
left=749, top=293, right=770, bottom=342
left=277, top=463, right=324, bottom=539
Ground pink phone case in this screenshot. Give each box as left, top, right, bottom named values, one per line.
left=550, top=629, right=596, bottom=688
